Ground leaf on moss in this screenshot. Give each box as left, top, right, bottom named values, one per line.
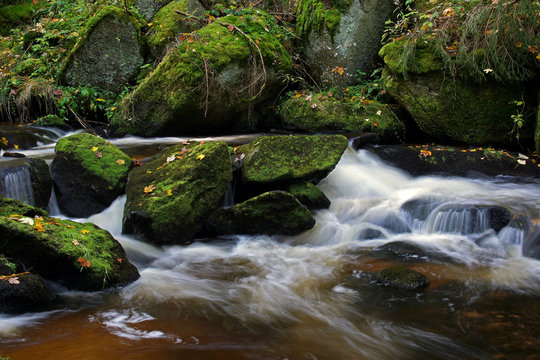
left=77, top=257, right=91, bottom=268
left=72, top=239, right=80, bottom=246
left=81, top=229, right=90, bottom=234
left=20, top=217, right=34, bottom=226
left=8, top=277, right=20, bottom=285
left=196, top=154, right=205, bottom=160
left=92, top=146, right=99, bottom=152
left=144, top=185, right=156, bottom=194
left=95, top=152, right=103, bottom=158
left=116, top=159, right=126, bottom=165
left=167, top=189, right=173, bottom=196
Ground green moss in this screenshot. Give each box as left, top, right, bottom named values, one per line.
left=123, top=141, right=232, bottom=244
left=376, top=266, right=430, bottom=290
left=35, top=114, right=66, bottom=127
left=379, top=39, right=443, bottom=76
left=0, top=196, right=138, bottom=290
left=55, top=133, right=132, bottom=191
left=0, top=1, right=35, bottom=35
left=112, top=8, right=292, bottom=136
left=287, top=181, right=330, bottom=209
left=237, top=134, right=348, bottom=185
left=295, top=0, right=344, bottom=37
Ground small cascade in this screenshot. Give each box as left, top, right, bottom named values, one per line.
left=47, top=187, right=61, bottom=216
left=0, top=166, right=35, bottom=206
left=222, top=181, right=236, bottom=208
left=424, top=205, right=490, bottom=235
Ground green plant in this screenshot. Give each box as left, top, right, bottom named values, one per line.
left=509, top=99, right=525, bottom=142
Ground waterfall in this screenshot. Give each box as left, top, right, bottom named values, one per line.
left=0, top=166, right=35, bottom=206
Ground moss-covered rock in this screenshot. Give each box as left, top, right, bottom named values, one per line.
left=123, top=141, right=232, bottom=245
left=111, top=8, right=292, bottom=136
left=287, top=182, right=330, bottom=210
left=206, top=190, right=315, bottom=236
left=0, top=196, right=140, bottom=291
left=134, top=0, right=174, bottom=21
left=50, top=133, right=133, bottom=217
left=0, top=124, right=58, bottom=150
left=375, top=266, right=430, bottom=290
left=279, top=92, right=405, bottom=142
left=0, top=0, right=36, bottom=36
left=237, top=135, right=348, bottom=188
left=0, top=272, right=56, bottom=313
left=59, top=6, right=144, bottom=92
left=146, top=0, right=205, bottom=59
left=379, top=40, right=537, bottom=147
left=0, top=158, right=52, bottom=209
left=301, top=0, right=398, bottom=88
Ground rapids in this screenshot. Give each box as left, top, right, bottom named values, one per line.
left=1, top=130, right=539, bottom=359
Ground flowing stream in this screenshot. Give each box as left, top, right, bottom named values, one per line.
left=1, top=129, right=539, bottom=359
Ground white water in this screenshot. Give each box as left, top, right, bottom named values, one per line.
left=1, top=136, right=539, bottom=359
left=0, top=166, right=35, bottom=205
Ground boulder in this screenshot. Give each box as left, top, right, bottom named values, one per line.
left=146, top=0, right=206, bottom=59
left=287, top=182, right=330, bottom=210
left=299, top=0, right=397, bottom=88
left=123, top=141, right=232, bottom=245
left=0, top=124, right=58, bottom=150
left=379, top=40, right=537, bottom=147
left=134, top=0, right=174, bottom=21
left=279, top=92, right=405, bottom=142
left=369, top=144, right=540, bottom=177
left=0, top=196, right=140, bottom=291
left=0, top=157, right=52, bottom=209
left=110, top=9, right=292, bottom=136
left=375, top=266, right=430, bottom=290
left=0, top=0, right=36, bottom=36
left=59, top=6, right=144, bottom=92
left=50, top=133, right=132, bottom=217
left=206, top=190, right=315, bottom=236
left=0, top=272, right=56, bottom=313
left=237, top=135, right=348, bottom=190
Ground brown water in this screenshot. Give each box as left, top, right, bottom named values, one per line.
left=1, top=134, right=539, bottom=360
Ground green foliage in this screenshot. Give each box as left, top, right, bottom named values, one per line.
left=382, top=0, right=539, bottom=82
left=295, top=0, right=346, bottom=37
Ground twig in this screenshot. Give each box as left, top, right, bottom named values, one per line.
left=203, top=58, right=209, bottom=118
left=67, top=105, right=95, bottom=134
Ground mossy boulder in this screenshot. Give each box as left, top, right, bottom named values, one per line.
left=206, top=190, right=315, bottom=236
left=0, top=196, right=140, bottom=291
left=300, top=0, right=397, bottom=88
left=280, top=92, right=405, bottom=142
left=375, top=266, right=430, bottom=290
left=0, top=272, right=56, bottom=313
left=379, top=40, right=537, bottom=147
left=146, top=0, right=205, bottom=59
left=237, top=135, right=348, bottom=189
left=110, top=9, right=292, bottom=136
left=287, top=182, right=330, bottom=210
left=50, top=133, right=133, bottom=217
left=0, top=158, right=52, bottom=209
left=123, top=141, right=232, bottom=245
left=0, top=0, right=36, bottom=36
left=59, top=6, right=144, bottom=92
left=134, top=0, right=174, bottom=21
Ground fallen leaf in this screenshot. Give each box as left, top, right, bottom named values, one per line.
left=116, top=159, right=125, bottom=165
left=81, top=229, right=90, bottom=234
left=517, top=159, right=526, bottom=165
left=376, top=110, right=382, bottom=116
left=146, top=170, right=152, bottom=174
left=77, top=257, right=91, bottom=268
left=66, top=225, right=75, bottom=228
left=117, top=258, right=122, bottom=263
left=72, top=239, right=80, bottom=246
left=20, top=217, right=34, bottom=226
left=420, top=150, right=432, bottom=157
left=14, top=144, right=19, bottom=149
left=95, top=152, right=102, bottom=158
left=144, top=185, right=156, bottom=194
left=167, top=189, right=173, bottom=196
left=196, top=154, right=205, bottom=160
left=8, top=277, right=20, bottom=285
left=91, top=146, right=99, bottom=152
left=372, top=122, right=379, bottom=127
left=166, top=155, right=176, bottom=163
left=483, top=68, right=493, bottom=74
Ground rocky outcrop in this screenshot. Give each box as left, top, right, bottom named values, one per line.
left=0, top=196, right=140, bottom=291
left=59, top=6, right=144, bottom=92
left=50, top=133, right=132, bottom=217
left=206, top=190, right=315, bottom=236
left=110, top=9, right=292, bottom=136
left=237, top=135, right=348, bottom=191
left=123, top=141, right=232, bottom=245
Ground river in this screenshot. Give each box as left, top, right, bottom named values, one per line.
left=1, top=128, right=539, bottom=359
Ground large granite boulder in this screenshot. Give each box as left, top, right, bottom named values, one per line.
left=299, top=0, right=398, bottom=88
left=206, top=190, right=315, bottom=236
left=50, top=133, right=132, bottom=217
left=110, top=8, right=292, bottom=136
left=0, top=196, right=140, bottom=291
left=0, top=157, right=52, bottom=209
left=236, top=135, right=348, bottom=190
left=379, top=40, right=537, bottom=147
left=123, top=141, right=232, bottom=245
left=59, top=6, right=144, bottom=92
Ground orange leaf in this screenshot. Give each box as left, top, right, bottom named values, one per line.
left=117, top=258, right=123, bottom=263
left=81, top=229, right=90, bottom=234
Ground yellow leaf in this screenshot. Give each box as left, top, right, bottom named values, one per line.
left=420, top=150, right=432, bottom=157
left=1, top=137, right=7, bottom=145
left=144, top=185, right=156, bottom=194
left=146, top=170, right=152, bottom=174
left=167, top=189, right=172, bottom=196
left=116, top=159, right=126, bottom=165
left=442, top=7, right=455, bottom=17
left=91, top=146, right=99, bottom=152
left=196, top=154, right=205, bottom=160
left=81, top=229, right=90, bottom=234
left=14, top=144, right=18, bottom=149
left=96, top=98, right=105, bottom=102
left=516, top=42, right=523, bottom=48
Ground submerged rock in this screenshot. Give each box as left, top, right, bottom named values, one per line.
left=0, top=272, right=56, bottom=313
left=0, top=124, right=58, bottom=150
left=287, top=182, right=330, bottom=210
left=237, top=135, right=348, bottom=191
left=0, top=157, right=52, bottom=209
left=50, top=133, right=132, bottom=217
left=59, top=6, right=144, bottom=92
left=123, top=141, right=232, bottom=245
left=0, top=197, right=140, bottom=291
left=111, top=9, right=292, bottom=136
left=206, top=191, right=315, bottom=236
left=375, top=266, right=430, bottom=290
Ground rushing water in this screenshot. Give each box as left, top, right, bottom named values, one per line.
left=1, top=131, right=539, bottom=359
